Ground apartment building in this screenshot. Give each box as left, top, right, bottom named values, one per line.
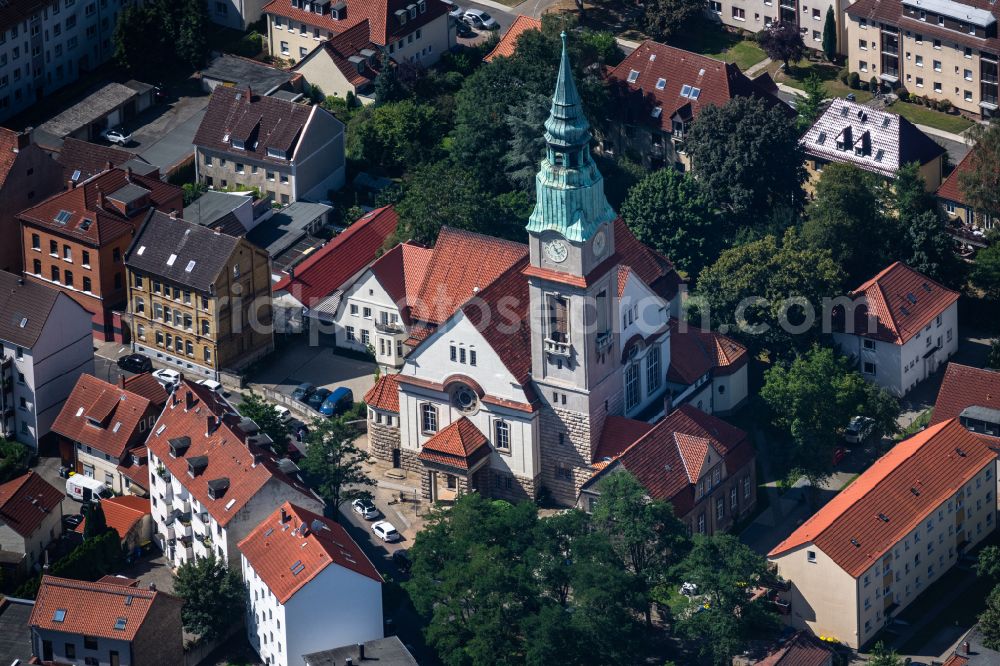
left=264, top=0, right=452, bottom=68
left=802, top=98, right=946, bottom=192
left=18, top=167, right=184, bottom=340
left=292, top=19, right=381, bottom=100
left=931, top=362, right=1000, bottom=434
left=845, top=0, right=999, bottom=118
left=240, top=502, right=383, bottom=666
left=146, top=380, right=323, bottom=568
left=193, top=86, right=345, bottom=204
left=125, top=211, right=274, bottom=379
left=0, top=270, right=93, bottom=448
left=0, top=471, right=64, bottom=574
left=50, top=373, right=160, bottom=494
left=29, top=575, right=184, bottom=666
left=0, top=0, right=126, bottom=123
left=706, top=0, right=848, bottom=52
left=0, top=128, right=63, bottom=274
left=833, top=261, right=959, bottom=397
left=768, top=418, right=997, bottom=649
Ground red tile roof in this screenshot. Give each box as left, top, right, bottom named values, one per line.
left=768, top=419, right=994, bottom=576
left=308, top=20, right=381, bottom=88
left=848, top=261, right=959, bottom=345
left=465, top=258, right=534, bottom=388
left=417, top=417, right=491, bottom=470
left=147, top=380, right=316, bottom=527
left=942, top=655, right=969, bottom=666
left=30, top=575, right=180, bottom=641
left=74, top=495, right=150, bottom=541
left=96, top=575, right=140, bottom=587
left=51, top=374, right=153, bottom=460
left=614, top=218, right=684, bottom=301
left=931, top=363, right=1000, bottom=426
left=0, top=471, right=62, bottom=538
left=238, top=501, right=381, bottom=604
left=263, top=0, right=449, bottom=46
left=757, top=632, right=833, bottom=666
left=409, top=227, right=528, bottom=326
left=593, top=415, right=656, bottom=461
left=122, top=373, right=169, bottom=407
left=483, top=14, right=541, bottom=62
left=368, top=241, right=432, bottom=324
left=937, top=147, right=976, bottom=207
left=606, top=40, right=790, bottom=134
left=116, top=458, right=150, bottom=489
left=667, top=318, right=748, bottom=384
left=0, top=128, right=24, bottom=188
left=364, top=373, right=400, bottom=413
left=18, top=168, right=182, bottom=246
left=274, top=206, right=400, bottom=305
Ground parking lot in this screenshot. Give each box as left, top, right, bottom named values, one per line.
left=249, top=343, right=378, bottom=412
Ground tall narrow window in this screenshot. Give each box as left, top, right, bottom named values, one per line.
left=494, top=420, right=510, bottom=451
left=548, top=295, right=568, bottom=343
left=595, top=289, right=608, bottom=334
left=646, top=345, right=661, bottom=394
left=421, top=403, right=438, bottom=433
left=625, top=363, right=640, bottom=411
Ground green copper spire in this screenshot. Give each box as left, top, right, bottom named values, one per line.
left=526, top=32, right=616, bottom=244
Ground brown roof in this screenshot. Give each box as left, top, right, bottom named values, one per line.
left=0, top=471, right=63, bottom=538
left=304, top=20, right=381, bottom=88
left=56, top=137, right=151, bottom=183
left=0, top=270, right=66, bottom=348
left=931, top=363, right=1000, bottom=425
left=74, top=495, right=150, bottom=541
left=484, top=14, right=541, bottom=62
left=848, top=261, right=959, bottom=345
left=147, top=380, right=316, bottom=527
left=96, top=575, right=140, bottom=587
left=30, top=575, right=180, bottom=641
left=51, top=374, right=153, bottom=459
left=368, top=241, right=432, bottom=324
left=756, top=632, right=833, bottom=666
left=263, top=0, right=449, bottom=46
left=364, top=373, right=400, bottom=413
left=194, top=87, right=317, bottom=164
left=846, top=0, right=1000, bottom=54
left=937, top=147, right=976, bottom=207
left=769, top=419, right=994, bottom=576
left=417, top=417, right=491, bottom=470
left=122, top=373, right=169, bottom=407
left=593, top=416, right=656, bottom=461
left=607, top=40, right=791, bottom=134
left=614, top=217, right=685, bottom=301
left=238, top=502, right=381, bottom=604
left=667, top=318, right=748, bottom=385
left=942, top=655, right=969, bottom=666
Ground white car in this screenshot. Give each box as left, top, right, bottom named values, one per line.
left=844, top=416, right=875, bottom=444
left=197, top=379, right=223, bottom=394
left=352, top=498, right=380, bottom=520
left=372, top=520, right=401, bottom=543
left=462, top=8, right=498, bottom=29
left=273, top=404, right=292, bottom=423
left=101, top=127, right=133, bottom=146
left=152, top=368, right=181, bottom=390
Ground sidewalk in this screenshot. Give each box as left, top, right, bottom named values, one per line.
left=744, top=57, right=773, bottom=77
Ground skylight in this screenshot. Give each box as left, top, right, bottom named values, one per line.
left=906, top=292, right=918, bottom=304
left=874, top=149, right=885, bottom=162
left=225, top=498, right=237, bottom=511
left=125, top=595, right=134, bottom=606
left=690, top=87, right=701, bottom=99
left=166, top=254, right=177, bottom=267
left=155, top=424, right=166, bottom=436
left=54, top=210, right=72, bottom=225
left=817, top=131, right=827, bottom=145
left=71, top=170, right=81, bottom=182
left=649, top=53, right=656, bottom=61
left=698, top=68, right=705, bottom=76
left=655, top=78, right=666, bottom=90
left=19, top=317, right=27, bottom=328
left=627, top=69, right=639, bottom=83
left=53, top=609, right=67, bottom=622
left=680, top=84, right=692, bottom=97
left=114, top=617, right=127, bottom=630
left=137, top=246, right=146, bottom=256
left=185, top=260, right=196, bottom=273
left=76, top=407, right=84, bottom=417
left=113, top=422, right=122, bottom=433
left=651, top=107, right=663, bottom=119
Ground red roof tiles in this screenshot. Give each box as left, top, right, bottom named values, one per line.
left=769, top=419, right=994, bottom=577
left=122, top=373, right=169, bottom=408
left=465, top=258, right=534, bottom=388
left=667, top=318, right=748, bottom=385
left=0, top=471, right=62, bottom=538
left=310, top=20, right=382, bottom=87
left=937, top=147, right=976, bottom=207
left=364, top=373, right=400, bottom=413
left=848, top=261, right=959, bottom=345
left=30, top=575, right=179, bottom=641
left=593, top=415, right=656, bottom=461
left=51, top=374, right=154, bottom=460
left=614, top=218, right=684, bottom=301
left=238, top=501, right=381, bottom=604
left=483, top=15, right=541, bottom=62
left=274, top=206, right=400, bottom=305
left=74, top=495, right=150, bottom=541
left=417, top=417, right=491, bottom=470
left=931, top=363, right=1000, bottom=426
left=368, top=241, right=432, bottom=324
left=263, top=0, right=449, bottom=46
left=757, top=632, right=833, bottom=666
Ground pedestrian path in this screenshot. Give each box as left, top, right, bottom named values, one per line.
left=744, top=57, right=773, bottom=77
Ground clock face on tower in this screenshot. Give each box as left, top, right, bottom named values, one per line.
left=544, top=239, right=568, bottom=263
left=592, top=230, right=606, bottom=259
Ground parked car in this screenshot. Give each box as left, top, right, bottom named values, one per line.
left=274, top=405, right=292, bottom=423
left=392, top=549, right=412, bottom=574
left=117, top=353, right=152, bottom=374
left=65, top=475, right=113, bottom=503
left=101, top=127, right=133, bottom=146
left=62, top=514, right=84, bottom=530
left=462, top=8, right=498, bottom=29
left=844, top=416, right=875, bottom=444
left=197, top=379, right=224, bottom=394
left=372, top=520, right=402, bottom=543
left=292, top=382, right=315, bottom=402
left=832, top=446, right=848, bottom=466
left=152, top=368, right=181, bottom=390
left=352, top=498, right=380, bottom=520
left=308, top=387, right=332, bottom=410
left=320, top=387, right=353, bottom=417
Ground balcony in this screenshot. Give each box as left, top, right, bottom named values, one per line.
left=596, top=331, right=613, bottom=353
left=375, top=320, right=405, bottom=334
left=544, top=338, right=571, bottom=357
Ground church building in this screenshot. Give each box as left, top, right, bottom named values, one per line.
left=364, top=34, right=748, bottom=506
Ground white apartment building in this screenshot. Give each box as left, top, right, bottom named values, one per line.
left=145, top=380, right=322, bottom=568
left=0, top=0, right=125, bottom=122
left=239, top=502, right=383, bottom=666
left=0, top=271, right=94, bottom=448
left=833, top=262, right=959, bottom=397
left=769, top=418, right=997, bottom=649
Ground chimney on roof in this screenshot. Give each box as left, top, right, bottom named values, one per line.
left=67, top=179, right=77, bottom=190
left=184, top=390, right=195, bottom=411
left=169, top=210, right=179, bottom=220
left=346, top=658, right=353, bottom=666
left=280, top=507, right=289, bottom=523
left=301, top=523, right=310, bottom=537
left=126, top=166, right=133, bottom=180
left=16, top=128, right=32, bottom=151
left=246, top=86, right=253, bottom=101
left=119, top=375, right=126, bottom=389
left=358, top=643, right=365, bottom=660
left=206, top=415, right=218, bottom=436
left=149, top=582, right=157, bottom=592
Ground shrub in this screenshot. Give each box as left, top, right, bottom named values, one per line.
left=869, top=76, right=879, bottom=92
left=839, top=66, right=850, bottom=85
left=939, top=99, right=953, bottom=114
left=848, top=71, right=860, bottom=89
left=896, top=87, right=909, bottom=102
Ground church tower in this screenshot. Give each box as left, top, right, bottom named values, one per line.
left=525, top=33, right=623, bottom=505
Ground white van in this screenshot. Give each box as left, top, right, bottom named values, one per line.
left=66, top=475, right=113, bottom=503
left=273, top=404, right=292, bottom=423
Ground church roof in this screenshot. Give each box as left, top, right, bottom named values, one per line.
left=417, top=417, right=491, bottom=470
left=667, top=319, right=747, bottom=385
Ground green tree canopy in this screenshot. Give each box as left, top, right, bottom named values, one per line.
left=984, top=585, right=1000, bottom=651
left=868, top=641, right=904, bottom=666
left=300, top=417, right=375, bottom=520
left=958, top=121, right=1000, bottom=221
left=238, top=391, right=289, bottom=456
left=988, top=339, right=1000, bottom=370
left=758, top=21, right=806, bottom=70
left=0, top=438, right=30, bottom=483
left=620, top=168, right=720, bottom=278
left=796, top=74, right=826, bottom=130
left=977, top=545, right=1000, bottom=581
left=972, top=241, right=1000, bottom=301
left=903, top=209, right=964, bottom=286
left=113, top=0, right=209, bottom=75
left=642, top=0, right=706, bottom=42
left=822, top=7, right=837, bottom=60
left=174, top=554, right=244, bottom=640
left=82, top=501, right=109, bottom=540
left=347, top=99, right=443, bottom=176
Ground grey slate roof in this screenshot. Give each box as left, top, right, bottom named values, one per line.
left=304, top=636, right=418, bottom=666
left=200, top=54, right=294, bottom=95
left=801, top=98, right=945, bottom=178
left=0, top=597, right=34, bottom=665
left=246, top=201, right=332, bottom=258
left=125, top=211, right=240, bottom=292
left=38, top=83, right=141, bottom=139
left=0, top=270, right=62, bottom=349
left=184, top=191, right=253, bottom=228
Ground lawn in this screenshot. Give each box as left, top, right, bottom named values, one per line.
left=669, top=24, right=767, bottom=71
left=891, top=100, right=975, bottom=134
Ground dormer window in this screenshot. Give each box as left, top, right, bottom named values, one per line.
left=395, top=7, right=406, bottom=23
left=232, top=138, right=245, bottom=150
left=408, top=3, right=416, bottom=18
left=266, top=147, right=287, bottom=159
left=418, top=0, right=425, bottom=12
left=207, top=477, right=230, bottom=499
left=187, top=455, right=209, bottom=478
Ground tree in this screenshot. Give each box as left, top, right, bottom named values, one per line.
left=983, top=585, right=1000, bottom=650
left=760, top=345, right=899, bottom=483
left=642, top=0, right=705, bottom=42
left=374, top=58, right=407, bottom=106
left=694, top=229, right=840, bottom=359
left=0, top=438, right=30, bottom=483
left=822, top=7, right=837, bottom=60
left=502, top=92, right=550, bottom=195
left=758, top=21, right=805, bottom=71
left=238, top=391, right=289, bottom=455
left=620, top=168, right=720, bottom=278
left=972, top=242, right=1000, bottom=301
left=299, top=417, right=375, bottom=520
left=675, top=535, right=779, bottom=665
left=893, top=162, right=939, bottom=224
left=174, top=554, right=244, bottom=640
left=174, top=0, right=210, bottom=69
left=346, top=100, right=442, bottom=175
left=988, top=339, right=1000, bottom=370
left=959, top=121, right=1000, bottom=222
left=977, top=545, right=1000, bottom=581
left=803, top=162, right=892, bottom=287
left=868, top=641, right=904, bottom=666
left=685, top=97, right=805, bottom=232
left=114, top=0, right=208, bottom=75
left=902, top=209, right=964, bottom=287
left=796, top=74, right=827, bottom=130
left=394, top=161, right=496, bottom=245
left=82, top=501, right=109, bottom=540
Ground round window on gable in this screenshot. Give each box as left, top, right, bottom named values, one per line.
left=451, top=384, right=479, bottom=414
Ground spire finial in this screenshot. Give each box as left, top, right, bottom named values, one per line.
left=546, top=30, right=587, bottom=145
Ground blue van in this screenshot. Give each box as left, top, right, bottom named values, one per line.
left=320, top=387, right=354, bottom=417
